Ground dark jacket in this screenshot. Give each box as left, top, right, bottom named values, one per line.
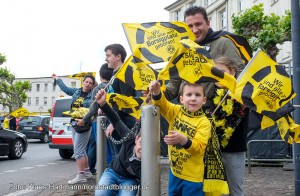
left=108, top=70, right=137, bottom=129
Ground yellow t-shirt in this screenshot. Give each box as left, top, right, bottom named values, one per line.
left=153, top=93, right=211, bottom=182
left=3, top=117, right=9, bottom=129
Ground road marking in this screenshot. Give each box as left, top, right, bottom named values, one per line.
left=35, top=164, right=47, bottom=167
left=47, top=162, right=58, bottom=165
left=20, top=167, right=34, bottom=170
left=3, top=189, right=35, bottom=196
left=3, top=170, right=18, bottom=173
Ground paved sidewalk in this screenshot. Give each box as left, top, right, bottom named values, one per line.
left=36, top=159, right=295, bottom=196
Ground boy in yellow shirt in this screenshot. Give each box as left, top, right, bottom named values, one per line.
left=149, top=81, right=211, bottom=196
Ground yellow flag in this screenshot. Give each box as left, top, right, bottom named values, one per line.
left=230, top=50, right=296, bottom=115
left=63, top=107, right=89, bottom=119
left=158, top=39, right=236, bottom=93
left=115, top=55, right=158, bottom=91
left=9, top=107, right=30, bottom=118
left=106, top=93, right=145, bottom=119
left=122, top=21, right=195, bottom=64
left=67, top=72, right=96, bottom=79
left=276, top=114, right=300, bottom=144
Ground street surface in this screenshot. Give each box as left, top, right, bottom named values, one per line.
left=0, top=139, right=76, bottom=196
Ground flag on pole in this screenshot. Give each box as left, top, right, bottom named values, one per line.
left=158, top=39, right=236, bottom=93
left=115, top=55, right=158, bottom=91
left=9, top=107, right=30, bottom=118
left=230, top=49, right=296, bottom=116
left=67, top=72, right=96, bottom=79
left=122, top=21, right=195, bottom=64
left=106, top=93, right=145, bottom=119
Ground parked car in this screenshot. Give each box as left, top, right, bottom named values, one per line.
left=18, top=116, right=50, bottom=143
left=0, top=125, right=28, bottom=159
left=49, top=96, right=74, bottom=159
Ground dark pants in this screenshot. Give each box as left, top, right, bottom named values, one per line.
left=86, top=122, right=97, bottom=174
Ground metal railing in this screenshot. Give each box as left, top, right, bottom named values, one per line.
left=247, top=139, right=292, bottom=174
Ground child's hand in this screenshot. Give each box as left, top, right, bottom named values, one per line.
left=149, top=81, right=161, bottom=96
left=95, top=89, right=106, bottom=107
left=164, top=131, right=188, bottom=146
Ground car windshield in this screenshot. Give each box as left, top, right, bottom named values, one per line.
left=19, top=116, right=41, bottom=126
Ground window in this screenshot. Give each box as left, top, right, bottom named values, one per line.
left=52, top=83, right=56, bottom=91
left=205, top=0, right=214, bottom=7
left=29, top=84, right=32, bottom=92
left=175, top=8, right=183, bottom=21
left=52, top=96, right=56, bottom=105
left=35, top=97, right=39, bottom=106
left=44, top=83, right=48, bottom=92
left=220, top=9, right=227, bottom=29
left=36, top=84, right=40, bottom=92
left=71, top=82, right=76, bottom=88
left=28, top=97, right=31, bottom=106
left=188, top=0, right=197, bottom=7
left=239, top=0, right=245, bottom=12
left=44, top=97, right=47, bottom=106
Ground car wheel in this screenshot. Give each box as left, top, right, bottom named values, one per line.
left=8, top=139, right=24, bottom=159
left=41, top=134, right=49, bottom=143
left=59, top=149, right=73, bottom=159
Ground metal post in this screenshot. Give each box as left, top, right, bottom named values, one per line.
left=96, top=116, right=106, bottom=184
left=292, top=0, right=300, bottom=194
left=141, top=105, right=161, bottom=196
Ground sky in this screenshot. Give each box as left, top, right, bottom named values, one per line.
left=0, top=0, right=175, bottom=80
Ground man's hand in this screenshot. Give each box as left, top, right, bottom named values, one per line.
left=105, top=123, right=114, bottom=138
left=164, top=131, right=188, bottom=146
left=95, top=89, right=106, bottom=107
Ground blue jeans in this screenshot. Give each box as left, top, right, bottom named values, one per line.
left=86, top=122, right=97, bottom=174
left=95, top=168, right=139, bottom=196
left=168, top=170, right=204, bottom=196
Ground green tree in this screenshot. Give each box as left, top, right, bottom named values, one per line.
left=0, top=53, right=6, bottom=65
left=0, top=67, right=31, bottom=112
left=232, top=3, right=291, bottom=61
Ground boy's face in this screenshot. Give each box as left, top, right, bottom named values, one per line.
left=179, top=85, right=206, bottom=112
left=105, top=49, right=120, bottom=70
left=134, top=135, right=142, bottom=159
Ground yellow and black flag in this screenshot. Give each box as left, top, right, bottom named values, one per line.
left=158, top=39, right=236, bottom=93
left=10, top=107, right=30, bottom=118
left=276, top=113, right=300, bottom=144
left=230, top=49, right=296, bottom=117
left=106, top=93, right=145, bottom=119
left=67, top=72, right=96, bottom=79
left=115, top=55, right=158, bottom=91
left=122, top=21, right=195, bottom=64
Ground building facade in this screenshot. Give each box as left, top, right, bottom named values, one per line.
left=0, top=76, right=80, bottom=115
left=164, top=0, right=292, bottom=66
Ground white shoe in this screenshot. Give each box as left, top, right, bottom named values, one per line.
left=68, top=174, right=87, bottom=184
left=85, top=171, right=93, bottom=179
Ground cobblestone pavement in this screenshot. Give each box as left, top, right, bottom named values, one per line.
left=38, top=159, right=295, bottom=196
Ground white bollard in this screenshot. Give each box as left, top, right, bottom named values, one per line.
left=141, top=105, right=161, bottom=195
left=96, top=116, right=107, bottom=183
